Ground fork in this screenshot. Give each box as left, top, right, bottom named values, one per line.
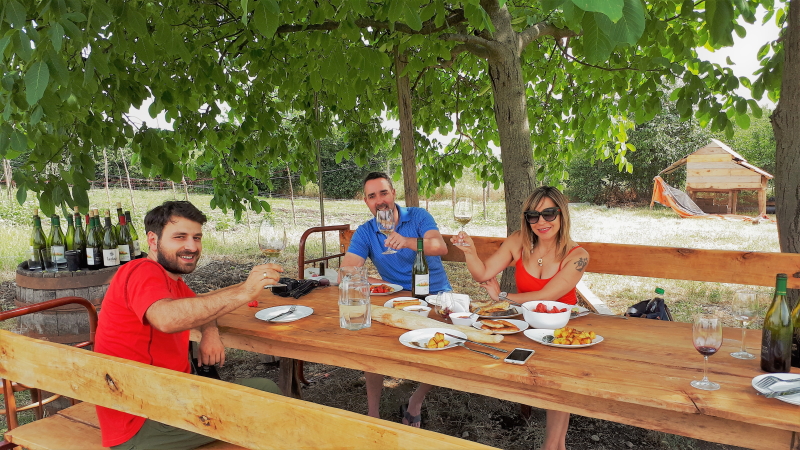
left=754, top=375, right=800, bottom=391
left=268, top=305, right=297, bottom=322
left=453, top=341, right=500, bottom=359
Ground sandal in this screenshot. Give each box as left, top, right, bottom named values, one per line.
left=400, top=403, right=422, bottom=428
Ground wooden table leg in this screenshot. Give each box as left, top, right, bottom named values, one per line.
left=278, top=358, right=303, bottom=399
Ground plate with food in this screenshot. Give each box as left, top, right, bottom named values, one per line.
left=370, top=283, right=402, bottom=295
left=383, top=297, right=428, bottom=309
left=399, top=328, right=466, bottom=351
left=470, top=300, right=524, bottom=319
left=524, top=327, right=603, bottom=348
left=472, top=318, right=528, bottom=334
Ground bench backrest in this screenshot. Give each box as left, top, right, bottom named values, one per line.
left=299, top=225, right=800, bottom=288
left=0, top=331, right=493, bottom=450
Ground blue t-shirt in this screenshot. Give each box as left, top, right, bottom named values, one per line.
left=348, top=206, right=452, bottom=293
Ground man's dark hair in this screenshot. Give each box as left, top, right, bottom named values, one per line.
left=144, top=201, right=208, bottom=238
left=363, top=172, right=393, bottom=190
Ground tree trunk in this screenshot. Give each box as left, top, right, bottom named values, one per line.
left=772, top=0, right=800, bottom=308
left=103, top=148, right=111, bottom=206
left=287, top=163, right=297, bottom=226
left=395, top=49, right=420, bottom=207
left=484, top=2, right=537, bottom=292
left=120, top=148, right=136, bottom=214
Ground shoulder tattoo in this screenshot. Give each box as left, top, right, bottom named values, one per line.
left=574, top=257, right=588, bottom=272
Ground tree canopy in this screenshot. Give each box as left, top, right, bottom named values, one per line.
left=0, top=0, right=787, bottom=228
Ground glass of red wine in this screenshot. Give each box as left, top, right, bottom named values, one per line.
left=691, top=313, right=723, bottom=391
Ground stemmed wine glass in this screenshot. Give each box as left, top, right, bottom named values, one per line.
left=434, top=291, right=455, bottom=322
left=454, top=197, right=473, bottom=246
left=730, top=291, right=758, bottom=360
left=258, top=219, right=287, bottom=288
left=376, top=209, right=397, bottom=254
left=691, top=313, right=723, bottom=391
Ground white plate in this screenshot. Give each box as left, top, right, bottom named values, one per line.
left=523, top=328, right=604, bottom=348
left=473, top=305, right=525, bottom=319
left=752, top=374, right=800, bottom=406
left=383, top=297, right=428, bottom=308
left=399, top=328, right=466, bottom=351
left=370, top=283, right=403, bottom=296
left=255, top=305, right=314, bottom=323
left=472, top=318, right=529, bottom=335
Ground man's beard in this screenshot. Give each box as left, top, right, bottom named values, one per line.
left=156, top=242, right=199, bottom=275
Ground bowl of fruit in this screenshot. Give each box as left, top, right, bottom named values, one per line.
left=521, top=301, right=572, bottom=329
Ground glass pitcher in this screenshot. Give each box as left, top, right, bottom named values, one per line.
left=338, top=266, right=372, bottom=330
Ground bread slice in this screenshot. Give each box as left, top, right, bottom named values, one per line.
left=392, top=299, right=420, bottom=309
left=480, top=319, right=519, bottom=332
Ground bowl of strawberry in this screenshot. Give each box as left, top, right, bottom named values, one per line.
left=521, top=301, right=572, bottom=329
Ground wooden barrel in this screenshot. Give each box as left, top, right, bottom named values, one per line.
left=14, top=262, right=119, bottom=344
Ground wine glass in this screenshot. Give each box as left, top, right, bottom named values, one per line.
left=434, top=291, right=455, bottom=321
left=691, top=314, right=723, bottom=391
left=258, top=219, right=287, bottom=288
left=730, top=291, right=758, bottom=360
left=376, top=208, right=397, bottom=254
left=454, top=197, right=473, bottom=246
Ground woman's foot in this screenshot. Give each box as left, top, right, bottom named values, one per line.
left=400, top=403, right=422, bottom=427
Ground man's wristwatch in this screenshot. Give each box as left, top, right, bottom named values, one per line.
left=499, top=291, right=509, bottom=301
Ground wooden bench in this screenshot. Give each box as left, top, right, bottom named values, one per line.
left=0, top=298, right=495, bottom=450
left=298, top=224, right=800, bottom=300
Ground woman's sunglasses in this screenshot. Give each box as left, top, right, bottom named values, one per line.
left=525, top=207, right=561, bottom=224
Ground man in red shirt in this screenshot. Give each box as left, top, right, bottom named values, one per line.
left=95, top=201, right=283, bottom=449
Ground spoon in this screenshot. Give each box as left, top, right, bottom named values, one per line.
left=541, top=335, right=555, bottom=343
left=571, top=310, right=627, bottom=320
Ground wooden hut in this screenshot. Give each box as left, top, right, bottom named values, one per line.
left=659, top=139, right=773, bottom=216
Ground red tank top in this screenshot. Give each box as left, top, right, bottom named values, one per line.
left=515, top=246, right=581, bottom=305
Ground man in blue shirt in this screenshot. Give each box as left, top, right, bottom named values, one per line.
left=341, top=172, right=451, bottom=427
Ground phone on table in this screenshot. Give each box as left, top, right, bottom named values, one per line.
left=504, top=348, right=535, bottom=365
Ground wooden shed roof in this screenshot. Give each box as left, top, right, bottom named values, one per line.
left=658, top=139, right=773, bottom=179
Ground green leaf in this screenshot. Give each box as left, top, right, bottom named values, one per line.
left=71, top=184, right=89, bottom=208
left=747, top=99, right=762, bottom=118
left=581, top=13, right=613, bottom=64
left=10, top=130, right=26, bottom=152
left=402, top=3, right=423, bottom=31
left=3, top=0, right=26, bottom=28
left=597, top=0, right=645, bottom=46
left=705, top=0, right=734, bottom=47
left=30, top=104, right=43, bottom=124
left=16, top=185, right=26, bottom=205
left=39, top=190, right=55, bottom=217
left=241, top=0, right=249, bottom=25
left=253, top=2, right=279, bottom=38
left=571, top=0, right=624, bottom=22
left=388, top=0, right=403, bottom=23
left=48, top=22, right=64, bottom=51
left=25, top=60, right=50, bottom=106
left=733, top=0, right=755, bottom=23
left=15, top=29, right=33, bottom=62
left=735, top=112, right=750, bottom=129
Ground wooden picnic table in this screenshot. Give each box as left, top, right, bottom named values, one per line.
left=192, top=287, right=800, bottom=450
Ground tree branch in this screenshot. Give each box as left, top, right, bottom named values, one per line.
left=439, top=33, right=494, bottom=51
left=554, top=41, right=661, bottom=73
left=519, top=21, right=577, bottom=50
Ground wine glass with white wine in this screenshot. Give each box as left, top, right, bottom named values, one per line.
left=258, top=219, right=287, bottom=288
left=376, top=208, right=397, bottom=254
left=454, top=197, right=473, bottom=246
left=730, top=291, right=758, bottom=360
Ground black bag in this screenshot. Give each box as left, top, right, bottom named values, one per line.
left=271, top=277, right=320, bottom=299
left=625, top=297, right=673, bottom=321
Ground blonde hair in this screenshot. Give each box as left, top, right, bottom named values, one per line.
left=519, top=186, right=573, bottom=263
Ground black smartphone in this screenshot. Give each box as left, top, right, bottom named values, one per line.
left=504, top=348, right=535, bottom=365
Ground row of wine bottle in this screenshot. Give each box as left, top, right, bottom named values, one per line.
left=27, top=202, right=143, bottom=271
left=760, top=273, right=800, bottom=371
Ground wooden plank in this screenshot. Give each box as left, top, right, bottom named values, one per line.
left=693, top=145, right=728, bottom=155
left=575, top=280, right=613, bottom=314
left=687, top=168, right=758, bottom=178
left=57, top=402, right=100, bottom=428
left=686, top=176, right=762, bottom=185
left=5, top=414, right=105, bottom=450
left=689, top=162, right=749, bottom=170
left=0, top=331, right=496, bottom=450
left=440, top=235, right=506, bottom=263
left=688, top=154, right=731, bottom=162
left=688, top=182, right=764, bottom=189
left=578, top=242, right=800, bottom=288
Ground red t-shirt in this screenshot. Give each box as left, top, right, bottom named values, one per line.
left=94, top=258, right=196, bottom=447
left=515, top=247, right=581, bottom=305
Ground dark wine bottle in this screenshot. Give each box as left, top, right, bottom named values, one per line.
left=761, top=273, right=792, bottom=373
left=102, top=210, right=120, bottom=267
left=73, top=207, right=87, bottom=269
left=49, top=215, right=67, bottom=270
left=29, top=212, right=46, bottom=271
left=125, top=211, right=141, bottom=258
left=791, top=293, right=800, bottom=368
left=118, top=214, right=134, bottom=264
left=65, top=214, right=75, bottom=251
left=86, top=212, right=103, bottom=270
left=114, top=202, right=124, bottom=237
left=411, top=238, right=429, bottom=299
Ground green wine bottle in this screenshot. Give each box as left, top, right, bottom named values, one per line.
left=73, top=207, right=87, bottom=269
left=761, top=273, right=792, bottom=373
left=411, top=238, right=429, bottom=300
left=791, top=293, right=800, bottom=368
left=29, top=212, right=46, bottom=271
left=65, top=214, right=75, bottom=251
left=49, top=215, right=67, bottom=270
left=125, top=211, right=141, bottom=258
left=114, top=202, right=123, bottom=239
left=86, top=212, right=103, bottom=270
left=102, top=210, right=120, bottom=267
left=118, top=214, right=134, bottom=264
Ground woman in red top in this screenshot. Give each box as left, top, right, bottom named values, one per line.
left=453, top=186, right=589, bottom=450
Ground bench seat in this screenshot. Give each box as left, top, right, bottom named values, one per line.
left=5, top=402, right=247, bottom=450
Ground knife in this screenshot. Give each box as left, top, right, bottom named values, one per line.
left=443, top=333, right=508, bottom=353
left=760, top=386, right=800, bottom=398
